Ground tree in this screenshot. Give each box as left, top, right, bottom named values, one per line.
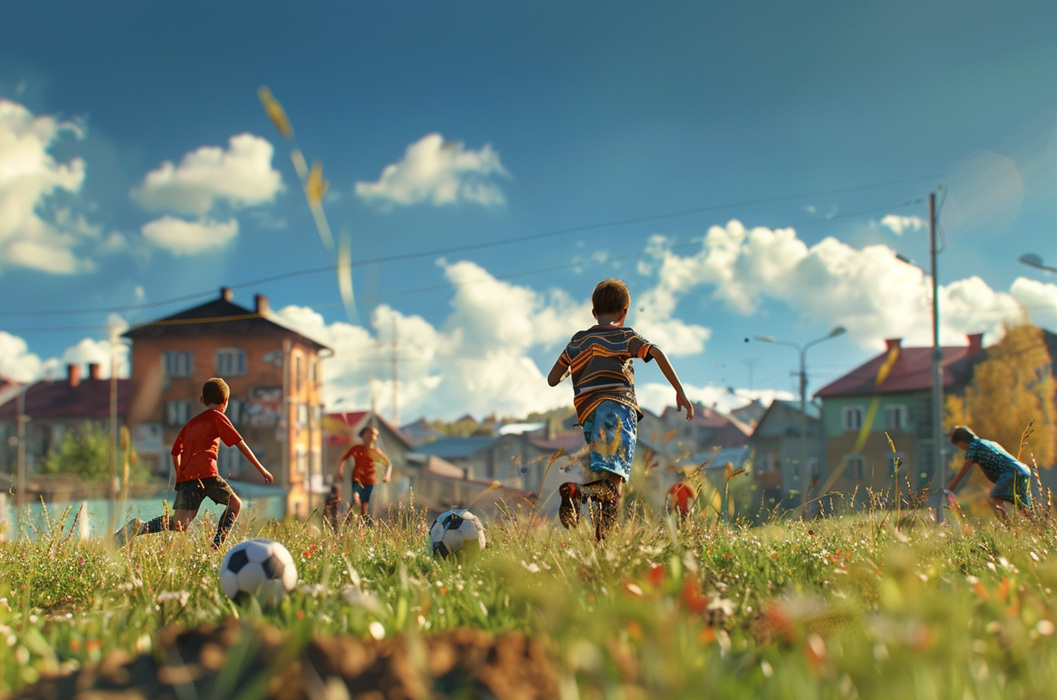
left=41, top=422, right=146, bottom=483
left=946, top=324, right=1056, bottom=469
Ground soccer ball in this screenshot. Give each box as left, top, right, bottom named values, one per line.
left=219, top=538, right=298, bottom=605
left=429, top=508, right=486, bottom=559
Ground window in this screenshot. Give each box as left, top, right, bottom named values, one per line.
left=885, top=405, right=908, bottom=431
left=227, top=399, right=245, bottom=426
left=163, top=351, right=193, bottom=378
left=808, top=458, right=819, bottom=480
left=296, top=446, right=307, bottom=475
left=846, top=456, right=865, bottom=479
left=842, top=406, right=864, bottom=431
left=165, top=400, right=191, bottom=426
left=310, top=358, right=318, bottom=385
left=294, top=354, right=302, bottom=393
left=297, top=403, right=309, bottom=429
left=215, top=348, right=246, bottom=377
left=217, top=444, right=243, bottom=475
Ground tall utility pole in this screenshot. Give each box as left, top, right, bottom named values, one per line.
left=108, top=325, right=119, bottom=533
left=15, top=384, right=27, bottom=537
left=390, top=317, right=399, bottom=426
left=930, top=192, right=946, bottom=524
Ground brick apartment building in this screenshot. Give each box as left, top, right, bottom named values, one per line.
left=123, top=288, right=331, bottom=517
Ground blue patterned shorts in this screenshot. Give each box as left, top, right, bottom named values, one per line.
left=990, top=469, right=1031, bottom=506
left=581, top=400, right=637, bottom=482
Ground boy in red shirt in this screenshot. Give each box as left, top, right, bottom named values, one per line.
left=114, top=378, right=272, bottom=549
left=336, top=425, right=392, bottom=519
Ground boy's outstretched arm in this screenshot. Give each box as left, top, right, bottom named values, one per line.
left=547, top=357, right=570, bottom=387
left=237, top=440, right=273, bottom=484
left=648, top=347, right=694, bottom=420
left=946, top=458, right=974, bottom=492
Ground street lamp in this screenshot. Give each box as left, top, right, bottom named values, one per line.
left=1019, top=253, right=1057, bottom=274
left=754, top=326, right=846, bottom=505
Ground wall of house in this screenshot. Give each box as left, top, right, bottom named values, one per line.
left=821, top=392, right=925, bottom=502
left=127, top=334, right=324, bottom=517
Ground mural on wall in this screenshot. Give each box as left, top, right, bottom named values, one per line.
left=248, top=386, right=283, bottom=428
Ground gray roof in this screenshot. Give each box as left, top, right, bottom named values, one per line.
left=409, top=436, right=500, bottom=459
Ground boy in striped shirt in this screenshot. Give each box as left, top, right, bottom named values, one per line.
left=548, top=279, right=694, bottom=539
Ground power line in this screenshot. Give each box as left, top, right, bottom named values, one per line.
left=0, top=176, right=942, bottom=319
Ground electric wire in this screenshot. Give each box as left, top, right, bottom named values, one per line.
left=0, top=175, right=943, bottom=319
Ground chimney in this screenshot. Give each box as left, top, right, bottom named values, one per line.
left=967, top=333, right=984, bottom=355
left=885, top=338, right=902, bottom=352
left=220, top=287, right=233, bottom=302
left=87, top=363, right=101, bottom=380
left=67, top=364, right=81, bottom=387
left=255, top=294, right=270, bottom=315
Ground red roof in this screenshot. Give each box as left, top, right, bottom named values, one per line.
left=815, top=341, right=985, bottom=398
left=0, top=378, right=129, bottom=420
left=324, top=410, right=412, bottom=449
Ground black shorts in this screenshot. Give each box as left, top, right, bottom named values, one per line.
left=173, top=476, right=235, bottom=511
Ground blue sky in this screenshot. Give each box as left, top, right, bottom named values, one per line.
left=0, top=1, right=1054, bottom=421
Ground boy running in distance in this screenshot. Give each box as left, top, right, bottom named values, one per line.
left=114, top=378, right=272, bottom=548
left=945, top=425, right=1032, bottom=520
left=549, top=279, right=694, bottom=540
left=337, top=425, right=392, bottom=519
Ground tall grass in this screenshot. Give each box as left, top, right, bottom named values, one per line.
left=2, top=497, right=1057, bottom=698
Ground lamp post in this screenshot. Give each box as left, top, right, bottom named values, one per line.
left=1018, top=253, right=1057, bottom=274
left=755, top=326, right=846, bottom=505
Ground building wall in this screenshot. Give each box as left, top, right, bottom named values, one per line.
left=127, top=334, right=324, bottom=517
left=821, top=392, right=925, bottom=502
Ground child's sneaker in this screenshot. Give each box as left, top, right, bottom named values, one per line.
left=113, top=518, right=140, bottom=547
left=558, top=483, right=583, bottom=528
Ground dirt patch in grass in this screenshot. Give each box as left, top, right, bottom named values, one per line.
left=13, top=617, right=559, bottom=700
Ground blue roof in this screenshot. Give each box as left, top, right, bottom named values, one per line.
left=410, top=436, right=499, bottom=459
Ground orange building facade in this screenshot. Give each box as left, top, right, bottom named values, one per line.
left=124, top=288, right=331, bottom=517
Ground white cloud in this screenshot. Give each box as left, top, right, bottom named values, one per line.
left=60, top=335, right=130, bottom=379
left=355, top=133, right=509, bottom=209
left=0, top=331, right=49, bottom=383
left=640, top=220, right=1029, bottom=349
left=0, top=328, right=129, bottom=384
left=141, top=216, right=238, bottom=256
left=131, top=133, right=282, bottom=215
left=0, top=99, right=100, bottom=274
left=878, top=214, right=926, bottom=236
left=272, top=260, right=593, bottom=420
left=1010, top=277, right=1057, bottom=332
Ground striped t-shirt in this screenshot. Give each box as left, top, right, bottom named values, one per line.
left=557, top=326, right=654, bottom=424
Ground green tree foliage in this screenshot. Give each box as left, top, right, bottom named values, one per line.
left=947, top=324, right=1056, bottom=468
left=41, top=422, right=146, bottom=482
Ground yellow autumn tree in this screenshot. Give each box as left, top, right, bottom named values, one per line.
left=947, top=324, right=1056, bottom=469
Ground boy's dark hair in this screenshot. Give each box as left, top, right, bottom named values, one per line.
left=203, top=378, right=230, bottom=406
left=592, top=279, right=630, bottom=316
left=359, top=425, right=377, bottom=438
left=950, top=425, right=976, bottom=444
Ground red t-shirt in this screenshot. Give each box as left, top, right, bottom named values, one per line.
left=667, top=482, right=696, bottom=513
left=171, top=409, right=243, bottom=482
left=342, top=444, right=385, bottom=486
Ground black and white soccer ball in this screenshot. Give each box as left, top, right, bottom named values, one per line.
left=429, top=508, right=486, bottom=559
left=219, top=538, right=298, bottom=605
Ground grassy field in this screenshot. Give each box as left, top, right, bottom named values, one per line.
left=1, top=501, right=1056, bottom=699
